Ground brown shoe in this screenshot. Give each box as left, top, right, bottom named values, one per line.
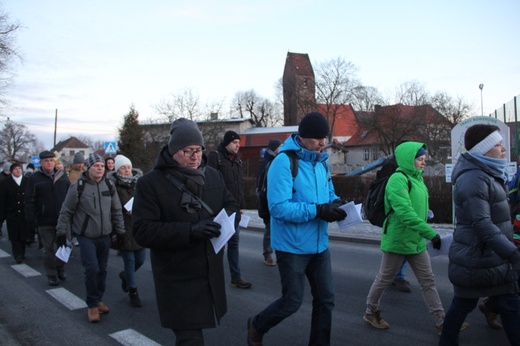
left=247, top=317, right=263, bottom=346
left=392, top=279, right=411, bottom=292
left=231, top=277, right=252, bottom=289
left=88, top=307, right=100, bottom=323
left=98, top=301, right=109, bottom=314
left=478, top=303, right=502, bottom=329
left=264, top=256, right=276, bottom=266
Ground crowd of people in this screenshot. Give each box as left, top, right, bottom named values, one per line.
left=0, top=116, right=519, bottom=345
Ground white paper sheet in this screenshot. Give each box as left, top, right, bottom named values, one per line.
left=55, top=241, right=73, bottom=263
left=336, top=202, right=363, bottom=230
left=124, top=197, right=134, bottom=212
left=210, top=209, right=236, bottom=254
left=427, top=233, right=453, bottom=257
left=239, top=214, right=250, bottom=228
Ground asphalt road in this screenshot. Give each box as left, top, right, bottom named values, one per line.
left=0, top=223, right=511, bottom=346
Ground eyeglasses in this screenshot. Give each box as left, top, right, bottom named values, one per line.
left=181, top=148, right=205, bottom=157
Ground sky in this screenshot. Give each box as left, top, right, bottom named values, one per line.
left=2, top=0, right=519, bottom=150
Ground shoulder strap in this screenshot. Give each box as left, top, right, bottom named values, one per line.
left=104, top=177, right=115, bottom=196
left=282, top=151, right=299, bottom=179
left=162, top=171, right=215, bottom=216
left=77, top=179, right=85, bottom=199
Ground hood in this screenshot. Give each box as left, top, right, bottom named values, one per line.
left=394, top=141, right=426, bottom=176
left=279, top=133, right=329, bottom=163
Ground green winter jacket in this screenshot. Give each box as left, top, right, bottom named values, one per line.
left=381, top=141, right=437, bottom=254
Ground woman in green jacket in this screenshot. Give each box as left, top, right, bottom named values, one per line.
left=363, top=141, right=462, bottom=335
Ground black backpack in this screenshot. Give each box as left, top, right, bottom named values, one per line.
left=364, top=169, right=411, bottom=230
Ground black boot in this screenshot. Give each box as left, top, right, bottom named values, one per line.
left=119, top=271, right=128, bottom=293
left=129, top=288, right=142, bottom=307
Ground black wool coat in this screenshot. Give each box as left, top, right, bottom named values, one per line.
left=132, top=147, right=239, bottom=330
left=0, top=176, right=29, bottom=242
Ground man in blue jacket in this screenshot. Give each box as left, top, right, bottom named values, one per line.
left=247, top=112, right=347, bottom=346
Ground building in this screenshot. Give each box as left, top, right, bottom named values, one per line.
left=52, top=136, right=93, bottom=166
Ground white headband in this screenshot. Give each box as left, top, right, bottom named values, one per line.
left=468, top=131, right=503, bottom=155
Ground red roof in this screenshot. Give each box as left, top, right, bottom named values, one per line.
left=316, top=104, right=359, bottom=137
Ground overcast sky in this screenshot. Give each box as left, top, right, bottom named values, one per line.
left=2, top=0, right=519, bottom=149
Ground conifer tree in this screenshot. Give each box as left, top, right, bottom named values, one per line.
left=117, top=105, right=147, bottom=170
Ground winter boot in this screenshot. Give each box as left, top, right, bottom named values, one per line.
left=129, top=288, right=142, bottom=307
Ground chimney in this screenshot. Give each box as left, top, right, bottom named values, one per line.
left=210, top=112, right=218, bottom=120
left=374, top=105, right=381, bottom=113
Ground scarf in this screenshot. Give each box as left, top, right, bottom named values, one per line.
left=468, top=153, right=508, bottom=182
left=115, top=172, right=139, bottom=186
left=12, top=175, right=22, bottom=186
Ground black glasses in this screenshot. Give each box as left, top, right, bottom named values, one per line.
left=181, top=148, right=205, bottom=157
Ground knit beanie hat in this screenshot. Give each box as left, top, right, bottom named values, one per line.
left=415, top=147, right=427, bottom=158
left=86, top=153, right=104, bottom=169
left=298, top=112, right=329, bottom=139
left=114, top=154, right=132, bottom=172
left=267, top=139, right=282, bottom=152
left=73, top=152, right=85, bottom=164
left=9, top=163, right=21, bottom=172
left=39, top=150, right=55, bottom=160
left=223, top=131, right=240, bottom=146
left=2, top=162, right=10, bottom=172
left=27, top=163, right=35, bottom=170
left=464, top=124, right=502, bottom=155
left=168, top=118, right=205, bottom=155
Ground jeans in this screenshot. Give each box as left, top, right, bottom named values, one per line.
left=394, top=259, right=407, bottom=281
left=253, top=249, right=335, bottom=346
left=121, top=248, right=146, bottom=289
left=262, top=221, right=273, bottom=258
left=39, top=226, right=65, bottom=276
left=227, top=226, right=241, bottom=280
left=77, top=234, right=110, bottom=308
left=439, top=294, right=520, bottom=346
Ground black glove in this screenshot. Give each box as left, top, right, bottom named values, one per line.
left=191, top=220, right=222, bottom=241
left=431, top=234, right=441, bottom=250
left=316, top=203, right=347, bottom=222
left=117, top=233, right=125, bottom=245
left=56, top=235, right=67, bottom=248
left=332, top=198, right=347, bottom=206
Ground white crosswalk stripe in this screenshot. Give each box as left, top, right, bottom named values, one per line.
left=109, top=328, right=162, bottom=346
left=46, top=287, right=88, bottom=310
left=11, top=263, right=41, bottom=277
left=0, top=248, right=10, bottom=258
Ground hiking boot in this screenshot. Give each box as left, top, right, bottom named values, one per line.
left=392, top=279, right=411, bottom=292
left=247, top=317, right=263, bottom=346
left=57, top=267, right=67, bottom=281
left=478, top=303, right=502, bottom=329
left=119, top=271, right=129, bottom=293
left=363, top=311, right=390, bottom=329
left=88, top=307, right=100, bottom=323
left=264, top=256, right=276, bottom=266
left=98, top=301, right=109, bottom=314
left=47, top=275, right=59, bottom=286
left=436, top=321, right=470, bottom=336
left=129, top=288, right=142, bottom=307
left=231, top=277, right=252, bottom=289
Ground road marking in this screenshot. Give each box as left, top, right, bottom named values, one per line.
left=0, top=248, right=10, bottom=258
left=11, top=263, right=41, bottom=277
left=46, top=287, right=87, bottom=310
left=109, top=328, right=162, bottom=346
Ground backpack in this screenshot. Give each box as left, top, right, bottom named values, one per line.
left=256, top=151, right=328, bottom=220
left=364, top=169, right=411, bottom=230
left=76, top=177, right=115, bottom=200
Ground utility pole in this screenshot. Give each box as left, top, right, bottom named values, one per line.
left=53, top=109, right=57, bottom=148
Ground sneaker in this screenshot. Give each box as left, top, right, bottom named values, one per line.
left=231, top=277, right=252, bottom=289
left=392, top=279, right=411, bottom=292
left=98, top=301, right=109, bottom=314
left=119, top=271, right=129, bottom=293
left=88, top=307, right=100, bottom=323
left=436, top=321, right=470, bottom=336
left=363, top=311, right=390, bottom=329
left=264, top=256, right=276, bottom=266
left=478, top=303, right=502, bottom=330
left=247, top=317, right=263, bottom=346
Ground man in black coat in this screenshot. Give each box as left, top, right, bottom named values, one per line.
left=25, top=151, right=70, bottom=286
left=133, top=118, right=239, bottom=345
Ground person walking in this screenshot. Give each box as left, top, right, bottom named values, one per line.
left=25, top=150, right=70, bottom=286
left=247, top=112, right=347, bottom=346
left=207, top=130, right=252, bottom=289
left=56, top=153, right=125, bottom=323
left=0, top=163, right=30, bottom=263
left=68, top=152, right=85, bottom=184
left=132, top=118, right=239, bottom=345
left=439, top=124, right=520, bottom=345
left=255, top=138, right=282, bottom=266
left=107, top=154, right=145, bottom=307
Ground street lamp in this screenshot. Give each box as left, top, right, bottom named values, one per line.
left=479, top=84, right=484, bottom=116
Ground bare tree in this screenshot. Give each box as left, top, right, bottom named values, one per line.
left=231, top=89, right=282, bottom=127
left=351, top=85, right=386, bottom=112
left=0, top=7, right=21, bottom=108
left=395, top=80, right=430, bottom=106
left=154, top=87, right=202, bottom=122
left=315, top=57, right=362, bottom=141
left=0, top=119, right=37, bottom=162
left=72, top=135, right=103, bottom=150
left=430, top=91, right=473, bottom=125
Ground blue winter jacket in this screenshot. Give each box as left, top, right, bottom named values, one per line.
left=267, top=134, right=340, bottom=254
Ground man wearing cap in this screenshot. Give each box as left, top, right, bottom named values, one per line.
left=25, top=150, right=70, bottom=286
left=57, top=153, right=125, bottom=323
left=247, top=112, right=347, bottom=346
left=0, top=163, right=30, bottom=263
left=132, top=118, right=239, bottom=344
left=207, top=130, right=252, bottom=289
left=68, top=152, right=85, bottom=184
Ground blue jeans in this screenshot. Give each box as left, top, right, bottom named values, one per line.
left=227, top=226, right=241, bottom=280
left=394, top=259, right=407, bottom=281
left=121, top=248, right=146, bottom=289
left=253, top=249, right=335, bottom=346
left=439, top=294, right=520, bottom=346
left=77, top=235, right=110, bottom=308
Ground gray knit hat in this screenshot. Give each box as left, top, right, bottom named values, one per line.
left=168, top=118, right=205, bottom=155
left=86, top=153, right=104, bottom=169
left=73, top=152, right=85, bottom=164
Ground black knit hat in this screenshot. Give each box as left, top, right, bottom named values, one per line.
left=267, top=139, right=282, bottom=151
left=9, top=163, right=21, bottom=172
left=223, top=131, right=240, bottom=146
left=464, top=124, right=500, bottom=151
left=298, top=112, right=329, bottom=139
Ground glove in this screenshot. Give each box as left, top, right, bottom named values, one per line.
left=316, top=203, right=347, bottom=222
left=191, top=220, right=222, bottom=241
left=332, top=198, right=347, bottom=206
left=431, top=234, right=441, bottom=250
left=117, top=233, right=125, bottom=245
left=56, top=235, right=67, bottom=248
